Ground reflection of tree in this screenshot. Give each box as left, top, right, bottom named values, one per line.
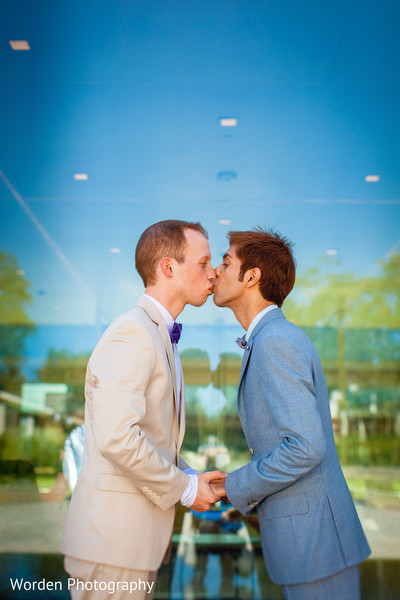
left=181, top=349, right=246, bottom=454
left=283, top=254, right=400, bottom=463
left=284, top=250, right=400, bottom=328
left=212, top=352, right=241, bottom=410
left=283, top=253, right=400, bottom=406
left=351, top=251, right=400, bottom=328
left=181, top=349, right=211, bottom=452
left=38, top=349, right=89, bottom=414
left=180, top=348, right=211, bottom=385
left=0, top=249, right=35, bottom=393
left=213, top=353, right=248, bottom=454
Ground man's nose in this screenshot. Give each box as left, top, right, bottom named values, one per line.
left=208, top=264, right=216, bottom=279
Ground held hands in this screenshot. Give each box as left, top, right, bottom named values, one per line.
left=189, top=470, right=228, bottom=512
left=210, top=476, right=229, bottom=503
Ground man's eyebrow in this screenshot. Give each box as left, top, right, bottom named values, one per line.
left=223, top=252, right=232, bottom=260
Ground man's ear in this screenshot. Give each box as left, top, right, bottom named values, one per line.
left=244, top=267, right=261, bottom=288
left=159, top=257, right=174, bottom=278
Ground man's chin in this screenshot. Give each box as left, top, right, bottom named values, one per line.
left=190, top=294, right=212, bottom=307
left=212, top=294, right=225, bottom=307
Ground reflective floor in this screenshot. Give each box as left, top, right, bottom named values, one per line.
left=0, top=476, right=399, bottom=600
left=0, top=552, right=399, bottom=600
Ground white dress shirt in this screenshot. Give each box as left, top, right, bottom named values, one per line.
left=143, top=294, right=198, bottom=507
left=245, top=304, right=278, bottom=341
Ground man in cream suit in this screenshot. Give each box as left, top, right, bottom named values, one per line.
left=60, top=220, right=226, bottom=599
left=211, top=228, right=370, bottom=600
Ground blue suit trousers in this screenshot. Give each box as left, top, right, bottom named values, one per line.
left=281, top=565, right=360, bottom=600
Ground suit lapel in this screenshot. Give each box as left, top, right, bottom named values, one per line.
left=238, top=307, right=285, bottom=389
left=135, top=296, right=180, bottom=444
left=177, top=359, right=186, bottom=452
left=238, top=339, right=252, bottom=387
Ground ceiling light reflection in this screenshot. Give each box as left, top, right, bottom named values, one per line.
left=220, top=118, right=237, bottom=127
left=9, top=40, right=30, bottom=50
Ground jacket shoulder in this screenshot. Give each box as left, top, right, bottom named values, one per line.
left=255, top=316, right=317, bottom=356
left=107, top=305, right=153, bottom=330
left=92, top=306, right=156, bottom=354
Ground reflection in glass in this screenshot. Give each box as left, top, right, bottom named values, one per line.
left=0, top=248, right=399, bottom=598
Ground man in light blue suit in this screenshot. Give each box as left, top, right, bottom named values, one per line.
left=211, top=228, right=370, bottom=600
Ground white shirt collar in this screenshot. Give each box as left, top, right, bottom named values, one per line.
left=245, top=304, right=278, bottom=341
left=143, top=293, right=175, bottom=333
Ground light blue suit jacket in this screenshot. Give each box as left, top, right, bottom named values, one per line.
left=225, top=308, right=370, bottom=586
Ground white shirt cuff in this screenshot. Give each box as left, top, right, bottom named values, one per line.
left=180, top=472, right=199, bottom=507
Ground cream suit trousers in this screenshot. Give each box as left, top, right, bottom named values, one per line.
left=64, top=556, right=156, bottom=600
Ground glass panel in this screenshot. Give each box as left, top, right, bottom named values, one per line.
left=1, top=2, right=399, bottom=599
left=1, top=299, right=399, bottom=598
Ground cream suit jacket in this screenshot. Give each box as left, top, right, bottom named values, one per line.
left=60, top=295, right=190, bottom=571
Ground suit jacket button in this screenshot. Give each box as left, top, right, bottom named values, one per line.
left=246, top=346, right=250, bottom=350
left=250, top=448, right=254, bottom=456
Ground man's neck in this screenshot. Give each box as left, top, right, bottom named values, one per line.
left=144, top=287, right=183, bottom=321
left=231, top=298, right=275, bottom=331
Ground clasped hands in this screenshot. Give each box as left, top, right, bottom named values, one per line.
left=189, top=470, right=229, bottom=512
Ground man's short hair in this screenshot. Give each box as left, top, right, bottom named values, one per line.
left=135, top=220, right=208, bottom=286
left=228, top=227, right=296, bottom=307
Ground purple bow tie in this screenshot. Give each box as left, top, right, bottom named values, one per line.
left=170, top=322, right=182, bottom=344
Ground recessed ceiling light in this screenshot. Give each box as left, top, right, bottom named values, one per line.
left=9, top=40, right=30, bottom=51
left=73, top=173, right=88, bottom=180
left=218, top=219, right=231, bottom=225
left=365, top=175, right=380, bottom=182
left=217, top=171, right=237, bottom=182
left=109, top=247, right=121, bottom=254
left=326, top=249, right=338, bottom=255
left=220, top=118, right=237, bottom=127
left=16, top=269, right=26, bottom=275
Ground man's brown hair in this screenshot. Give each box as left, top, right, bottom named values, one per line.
left=228, top=227, right=296, bottom=307
left=135, top=220, right=208, bottom=286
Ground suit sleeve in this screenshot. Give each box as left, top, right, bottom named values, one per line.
left=88, top=318, right=189, bottom=511
left=225, top=335, right=326, bottom=516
